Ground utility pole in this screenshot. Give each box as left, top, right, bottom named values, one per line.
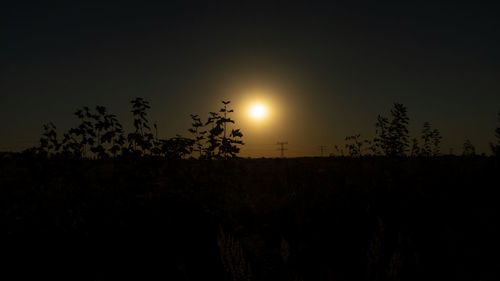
left=319, top=145, right=327, bottom=157
left=276, top=141, right=288, bottom=157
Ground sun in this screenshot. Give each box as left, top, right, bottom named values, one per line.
left=250, top=104, right=267, bottom=119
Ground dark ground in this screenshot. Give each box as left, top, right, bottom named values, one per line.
left=1, top=155, right=499, bottom=280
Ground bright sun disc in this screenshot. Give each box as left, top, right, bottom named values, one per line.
left=250, top=104, right=266, bottom=119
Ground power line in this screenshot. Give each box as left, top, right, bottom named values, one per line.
left=276, top=141, right=288, bottom=157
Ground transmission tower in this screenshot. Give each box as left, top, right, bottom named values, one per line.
left=276, top=141, right=288, bottom=157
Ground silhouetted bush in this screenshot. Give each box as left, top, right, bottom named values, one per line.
left=420, top=122, right=442, bottom=156
left=462, top=139, right=476, bottom=156
left=34, top=98, right=244, bottom=160
left=345, top=134, right=363, bottom=157
left=203, top=100, right=244, bottom=159
left=374, top=103, right=409, bottom=156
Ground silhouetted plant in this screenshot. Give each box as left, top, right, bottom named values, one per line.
left=490, top=110, right=500, bottom=157
left=39, top=122, right=60, bottom=156
left=219, top=101, right=244, bottom=159
left=421, top=122, right=432, bottom=156
left=410, top=137, right=420, bottom=157
left=128, top=97, right=154, bottom=156
left=388, top=103, right=410, bottom=156
left=421, top=122, right=441, bottom=156
left=188, top=114, right=207, bottom=158
left=431, top=128, right=442, bottom=156
left=345, top=134, right=363, bottom=157
left=88, top=105, right=111, bottom=158
left=280, top=237, right=290, bottom=264
left=374, top=103, right=409, bottom=156
left=364, top=138, right=379, bottom=156
left=61, top=127, right=83, bottom=157
left=61, top=109, right=85, bottom=158
left=462, top=139, right=476, bottom=156
left=102, top=111, right=125, bottom=157
left=151, top=122, right=162, bottom=156
left=36, top=97, right=245, bottom=160
left=156, top=135, right=193, bottom=159
left=387, top=250, right=403, bottom=281
left=204, top=101, right=244, bottom=159
left=60, top=105, right=125, bottom=158
left=63, top=106, right=96, bottom=158
left=332, top=144, right=344, bottom=157
left=367, top=217, right=384, bottom=281
left=205, top=111, right=223, bottom=159
left=374, top=115, right=389, bottom=155
left=217, top=227, right=251, bottom=281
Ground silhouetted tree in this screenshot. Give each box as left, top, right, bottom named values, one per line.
left=462, top=139, right=476, bottom=156
left=374, top=103, right=409, bottom=156
left=490, top=110, right=500, bottom=157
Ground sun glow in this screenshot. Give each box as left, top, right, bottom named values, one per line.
left=239, top=88, right=281, bottom=126
left=250, top=104, right=267, bottom=119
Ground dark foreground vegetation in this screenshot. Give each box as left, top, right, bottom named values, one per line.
left=2, top=155, right=499, bottom=281
left=2, top=99, right=500, bottom=280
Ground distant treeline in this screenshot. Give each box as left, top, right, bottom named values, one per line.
left=338, top=103, right=500, bottom=157
left=30, top=98, right=243, bottom=159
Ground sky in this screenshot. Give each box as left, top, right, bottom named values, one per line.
left=2, top=1, right=499, bottom=157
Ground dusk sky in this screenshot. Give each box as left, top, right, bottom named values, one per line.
left=2, top=1, right=499, bottom=157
